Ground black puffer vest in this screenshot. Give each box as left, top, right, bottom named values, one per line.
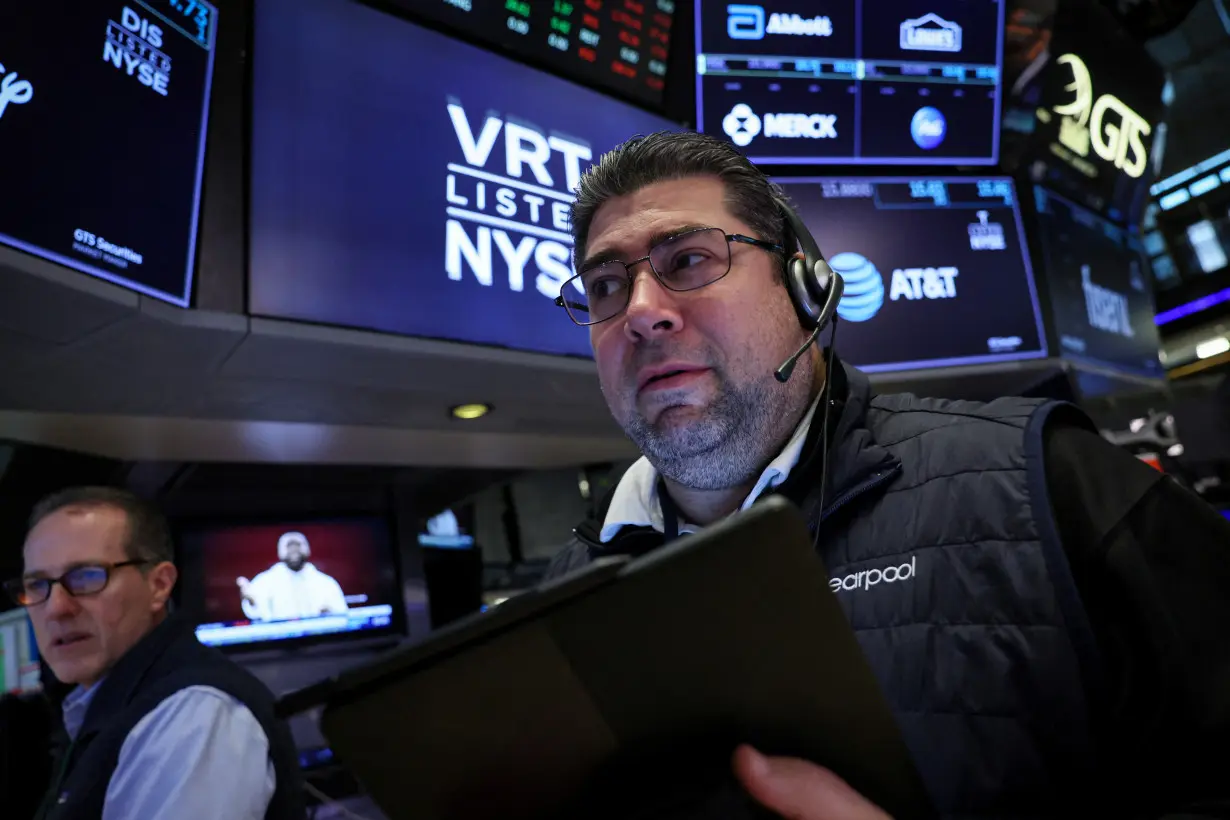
left=546, top=361, right=1104, bottom=817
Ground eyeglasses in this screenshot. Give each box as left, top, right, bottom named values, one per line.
left=4, top=560, right=148, bottom=607
left=555, top=226, right=783, bottom=326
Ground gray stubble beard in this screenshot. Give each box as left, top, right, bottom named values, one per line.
left=619, top=365, right=814, bottom=491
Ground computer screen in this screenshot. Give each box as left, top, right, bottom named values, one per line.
left=0, top=1, right=218, bottom=306
left=775, top=176, right=1046, bottom=372
left=178, top=517, right=403, bottom=649
left=697, top=1, right=1005, bottom=165
left=1033, top=187, right=1164, bottom=378
left=248, top=0, right=678, bottom=359
left=0, top=607, right=40, bottom=694
left=390, top=0, right=678, bottom=110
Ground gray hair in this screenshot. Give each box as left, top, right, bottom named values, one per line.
left=569, top=130, right=790, bottom=272
left=28, top=486, right=174, bottom=566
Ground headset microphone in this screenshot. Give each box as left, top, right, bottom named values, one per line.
left=775, top=325, right=822, bottom=384
left=774, top=255, right=845, bottom=383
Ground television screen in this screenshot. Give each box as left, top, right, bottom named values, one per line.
left=697, top=0, right=1005, bottom=165
left=1033, top=187, right=1164, bottom=378
left=248, top=0, right=678, bottom=359
left=386, top=0, right=678, bottom=110
left=0, top=607, right=40, bottom=694
left=999, top=0, right=1165, bottom=224
left=774, top=176, right=1046, bottom=372
left=178, top=518, right=403, bottom=649
left=0, top=1, right=218, bottom=306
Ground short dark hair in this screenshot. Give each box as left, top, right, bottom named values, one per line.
left=570, top=130, right=789, bottom=272
left=28, top=486, right=174, bottom=566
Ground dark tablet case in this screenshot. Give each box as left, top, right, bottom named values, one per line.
left=278, top=497, right=935, bottom=820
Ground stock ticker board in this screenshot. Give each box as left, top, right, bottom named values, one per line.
left=699, top=0, right=1006, bottom=165
left=0, top=0, right=218, bottom=306
left=401, top=0, right=677, bottom=109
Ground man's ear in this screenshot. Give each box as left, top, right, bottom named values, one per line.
left=147, top=561, right=178, bottom=612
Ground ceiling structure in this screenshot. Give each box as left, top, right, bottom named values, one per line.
left=0, top=246, right=638, bottom=469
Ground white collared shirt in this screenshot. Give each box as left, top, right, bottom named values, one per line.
left=599, top=394, right=823, bottom=542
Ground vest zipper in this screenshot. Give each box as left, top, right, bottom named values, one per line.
left=818, top=463, right=903, bottom=524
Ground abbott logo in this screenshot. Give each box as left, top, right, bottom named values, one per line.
left=829, top=556, right=917, bottom=593
left=727, top=4, right=765, bottom=39
left=0, top=62, right=34, bottom=120
left=723, top=103, right=761, bottom=146
left=727, top=5, right=834, bottom=39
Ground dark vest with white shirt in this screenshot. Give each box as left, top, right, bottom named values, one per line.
left=546, top=361, right=1107, bottom=817
left=37, top=614, right=304, bottom=820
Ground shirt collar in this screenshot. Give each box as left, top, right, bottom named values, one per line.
left=599, top=392, right=824, bottom=543
left=62, top=678, right=105, bottom=740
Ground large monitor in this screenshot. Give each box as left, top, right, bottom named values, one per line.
left=0, top=1, right=218, bottom=306
left=0, top=607, right=39, bottom=694
left=775, top=177, right=1046, bottom=372
left=248, top=0, right=678, bottom=358
left=999, top=0, right=1165, bottom=225
left=177, top=517, right=404, bottom=650
left=697, top=1, right=1005, bottom=165
left=1032, top=187, right=1164, bottom=378
left=391, top=0, right=678, bottom=110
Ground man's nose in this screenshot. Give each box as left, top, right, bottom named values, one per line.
left=43, top=582, right=80, bottom=618
left=623, top=267, right=684, bottom=343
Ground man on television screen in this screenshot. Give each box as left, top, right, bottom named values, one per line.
left=236, top=532, right=348, bottom=621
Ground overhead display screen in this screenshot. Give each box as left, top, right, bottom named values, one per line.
left=1032, top=188, right=1164, bottom=378
left=776, top=177, right=1046, bottom=372
left=392, top=0, right=677, bottom=109
left=698, top=1, right=1005, bottom=164
left=249, top=0, right=677, bottom=358
left=0, top=0, right=218, bottom=306
left=1000, top=0, right=1165, bottom=225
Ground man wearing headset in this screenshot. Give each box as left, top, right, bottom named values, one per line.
left=545, top=131, right=1230, bottom=818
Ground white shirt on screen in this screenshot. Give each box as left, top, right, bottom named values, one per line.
left=241, top=561, right=348, bottom=621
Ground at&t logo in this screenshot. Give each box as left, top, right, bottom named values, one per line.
left=0, top=61, right=34, bottom=120
left=830, top=251, right=960, bottom=321
left=722, top=103, right=837, bottom=147
left=829, top=253, right=885, bottom=322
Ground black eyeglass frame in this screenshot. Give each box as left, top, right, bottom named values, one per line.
left=4, top=559, right=150, bottom=607
left=554, top=227, right=784, bottom=327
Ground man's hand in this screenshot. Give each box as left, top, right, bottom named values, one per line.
left=733, top=745, right=892, bottom=820
left=236, top=576, right=254, bottom=604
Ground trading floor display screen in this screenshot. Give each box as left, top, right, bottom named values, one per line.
left=776, top=176, right=1046, bottom=372
left=697, top=0, right=1004, bottom=164
left=1033, top=187, right=1164, bottom=378
left=396, top=0, right=678, bottom=109
left=0, top=1, right=218, bottom=306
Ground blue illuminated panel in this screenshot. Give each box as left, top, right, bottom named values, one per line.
left=775, top=176, right=1045, bottom=372
left=698, top=1, right=1005, bottom=164
left=0, top=1, right=218, bottom=306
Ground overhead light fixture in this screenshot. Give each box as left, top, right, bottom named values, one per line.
left=1195, top=337, right=1230, bottom=360
left=450, top=403, right=491, bottom=420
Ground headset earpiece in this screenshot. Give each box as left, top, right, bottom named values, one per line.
left=775, top=195, right=844, bottom=334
